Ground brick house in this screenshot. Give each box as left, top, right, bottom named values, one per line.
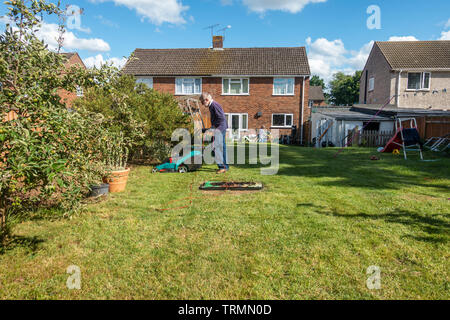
left=3, top=52, right=85, bottom=122
left=359, top=41, right=450, bottom=110
left=308, top=86, right=326, bottom=107
left=58, top=52, right=86, bottom=107
left=122, top=37, right=311, bottom=143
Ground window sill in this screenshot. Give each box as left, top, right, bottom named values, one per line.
left=272, top=94, right=295, bottom=97
left=405, top=89, right=430, bottom=92
left=174, top=93, right=202, bottom=96
left=221, top=94, right=250, bottom=96
left=271, top=126, right=293, bottom=129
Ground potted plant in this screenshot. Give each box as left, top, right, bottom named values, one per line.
left=103, top=132, right=130, bottom=193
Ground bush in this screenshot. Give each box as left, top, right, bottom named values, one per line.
left=0, top=0, right=114, bottom=241
left=75, top=74, right=190, bottom=163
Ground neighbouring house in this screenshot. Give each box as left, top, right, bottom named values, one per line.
left=57, top=52, right=86, bottom=107
left=311, top=41, right=450, bottom=147
left=3, top=52, right=86, bottom=122
left=359, top=40, right=450, bottom=110
left=122, top=36, right=311, bottom=143
left=308, top=86, right=326, bottom=107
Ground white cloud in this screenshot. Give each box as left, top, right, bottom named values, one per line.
left=306, top=37, right=371, bottom=83
left=83, top=54, right=127, bottom=69
left=440, top=30, right=450, bottom=40
left=445, top=18, right=450, bottom=29
left=36, top=22, right=110, bottom=52
left=91, top=0, right=189, bottom=25
left=1, top=17, right=110, bottom=52
left=243, top=0, right=327, bottom=13
left=388, top=36, right=419, bottom=41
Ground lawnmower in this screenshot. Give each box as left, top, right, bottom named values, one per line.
left=153, top=98, right=208, bottom=174
left=152, top=149, right=203, bottom=173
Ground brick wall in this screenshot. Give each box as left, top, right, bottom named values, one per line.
left=57, top=53, right=86, bottom=107
left=359, top=44, right=393, bottom=105
left=153, top=76, right=310, bottom=142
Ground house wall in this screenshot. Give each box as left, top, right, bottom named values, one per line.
left=397, top=71, right=450, bottom=110
left=153, top=76, right=311, bottom=142
left=58, top=54, right=86, bottom=107
left=359, top=44, right=394, bottom=105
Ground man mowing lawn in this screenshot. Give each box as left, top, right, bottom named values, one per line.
left=200, top=92, right=229, bottom=174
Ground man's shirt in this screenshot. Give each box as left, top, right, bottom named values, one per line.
left=208, top=100, right=228, bottom=132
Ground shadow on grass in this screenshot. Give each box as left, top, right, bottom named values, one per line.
left=0, top=235, right=44, bottom=255
left=297, top=203, right=449, bottom=244
left=231, top=145, right=450, bottom=192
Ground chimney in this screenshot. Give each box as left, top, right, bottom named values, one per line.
left=213, top=36, right=224, bottom=49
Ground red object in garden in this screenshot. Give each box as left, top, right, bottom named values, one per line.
left=381, top=128, right=403, bottom=153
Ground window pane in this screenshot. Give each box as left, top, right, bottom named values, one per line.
left=287, top=79, right=294, bottom=94
left=176, top=78, right=182, bottom=93
left=273, top=114, right=285, bottom=126
left=243, top=79, right=249, bottom=93
left=230, top=82, right=241, bottom=94
left=423, top=73, right=430, bottom=89
left=242, top=114, right=248, bottom=129
left=408, top=73, right=421, bottom=90
left=136, top=77, right=153, bottom=88
left=286, top=115, right=293, bottom=126
left=195, top=78, right=201, bottom=93
left=223, top=79, right=229, bottom=94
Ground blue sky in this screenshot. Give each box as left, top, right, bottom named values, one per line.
left=1, top=0, right=450, bottom=81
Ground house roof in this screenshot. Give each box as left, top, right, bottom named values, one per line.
left=313, top=107, right=390, bottom=121
left=309, top=86, right=325, bottom=100
left=375, top=41, right=450, bottom=70
left=59, top=52, right=76, bottom=60
left=122, top=47, right=311, bottom=76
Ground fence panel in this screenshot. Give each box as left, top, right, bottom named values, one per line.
left=360, top=130, right=394, bottom=147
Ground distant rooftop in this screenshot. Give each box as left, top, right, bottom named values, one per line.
left=375, top=41, right=450, bottom=70
left=122, top=47, right=311, bottom=76
left=309, top=86, right=325, bottom=100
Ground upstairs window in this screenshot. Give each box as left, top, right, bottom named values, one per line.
left=176, top=78, right=202, bottom=95
left=222, top=78, right=249, bottom=95
left=407, top=72, right=430, bottom=90
left=273, top=78, right=294, bottom=95
left=136, top=77, right=153, bottom=88
left=76, top=86, right=83, bottom=97
left=368, top=77, right=375, bottom=92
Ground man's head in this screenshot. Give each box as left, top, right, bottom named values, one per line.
left=199, top=93, right=213, bottom=107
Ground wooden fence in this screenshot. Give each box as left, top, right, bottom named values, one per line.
left=359, top=130, right=394, bottom=147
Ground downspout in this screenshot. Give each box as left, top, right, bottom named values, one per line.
left=397, top=70, right=402, bottom=107
left=300, top=77, right=305, bottom=145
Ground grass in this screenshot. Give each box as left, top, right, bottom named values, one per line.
left=0, top=146, right=449, bottom=299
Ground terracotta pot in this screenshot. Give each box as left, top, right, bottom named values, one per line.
left=103, top=168, right=130, bottom=193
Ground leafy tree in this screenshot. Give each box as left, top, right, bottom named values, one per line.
left=328, top=71, right=362, bottom=106
left=0, top=0, right=111, bottom=241
left=75, top=75, right=190, bottom=162
left=310, top=75, right=326, bottom=90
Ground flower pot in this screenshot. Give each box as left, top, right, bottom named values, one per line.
left=104, top=168, right=130, bottom=193
left=89, top=183, right=109, bottom=198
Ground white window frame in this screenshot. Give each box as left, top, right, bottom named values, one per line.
left=225, top=113, right=249, bottom=130
left=273, top=78, right=295, bottom=96
left=175, top=77, right=202, bottom=95
left=76, top=85, right=83, bottom=97
left=407, top=72, right=431, bottom=91
left=136, top=77, right=154, bottom=89
left=222, top=78, right=250, bottom=95
left=368, top=77, right=375, bottom=92
left=271, top=113, right=294, bottom=128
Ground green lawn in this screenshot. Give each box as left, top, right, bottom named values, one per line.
left=1, top=146, right=449, bottom=299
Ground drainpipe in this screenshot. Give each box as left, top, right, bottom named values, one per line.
left=397, top=70, right=402, bottom=107
left=300, top=77, right=305, bottom=145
